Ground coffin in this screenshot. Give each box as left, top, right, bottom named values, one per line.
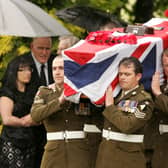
left=63, top=18, right=168, bottom=105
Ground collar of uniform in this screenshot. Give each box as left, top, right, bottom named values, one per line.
left=123, top=85, right=139, bottom=96
left=55, top=84, right=63, bottom=92
left=116, top=85, right=143, bottom=104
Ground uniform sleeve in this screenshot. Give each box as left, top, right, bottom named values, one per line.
left=154, top=93, right=168, bottom=114
left=103, top=97, right=154, bottom=134
left=30, top=87, right=61, bottom=123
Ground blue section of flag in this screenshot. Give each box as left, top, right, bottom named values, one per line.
left=141, top=45, right=156, bottom=91
left=64, top=54, right=118, bottom=89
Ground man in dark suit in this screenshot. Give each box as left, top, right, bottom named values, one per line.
left=21, top=37, right=55, bottom=168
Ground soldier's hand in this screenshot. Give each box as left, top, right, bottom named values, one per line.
left=105, top=85, right=114, bottom=107
left=151, top=71, right=162, bottom=96
left=58, top=91, right=65, bottom=104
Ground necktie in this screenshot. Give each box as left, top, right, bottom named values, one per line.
left=40, top=64, right=47, bottom=86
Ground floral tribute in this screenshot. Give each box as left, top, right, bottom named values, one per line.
left=164, top=9, right=168, bottom=17
left=86, top=31, right=137, bottom=45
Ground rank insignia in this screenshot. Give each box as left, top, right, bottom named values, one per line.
left=134, top=108, right=146, bottom=119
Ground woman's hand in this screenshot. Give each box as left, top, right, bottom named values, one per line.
left=21, top=114, right=39, bottom=127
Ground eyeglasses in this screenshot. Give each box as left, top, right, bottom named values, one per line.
left=18, top=67, right=33, bottom=72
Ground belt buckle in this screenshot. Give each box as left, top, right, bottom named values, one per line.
left=64, top=131, right=69, bottom=142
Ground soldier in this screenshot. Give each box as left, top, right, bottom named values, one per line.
left=22, top=55, right=103, bottom=168
left=95, top=57, right=154, bottom=168
left=151, top=48, right=168, bottom=168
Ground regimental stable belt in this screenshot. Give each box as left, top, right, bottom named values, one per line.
left=47, top=131, right=85, bottom=141
left=102, top=129, right=144, bottom=143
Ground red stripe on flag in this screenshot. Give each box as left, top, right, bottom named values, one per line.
left=131, top=42, right=151, bottom=59
left=64, top=41, right=115, bottom=65
left=64, top=83, right=77, bottom=96
left=94, top=76, right=119, bottom=105
left=94, top=95, right=105, bottom=105
left=111, top=75, right=119, bottom=88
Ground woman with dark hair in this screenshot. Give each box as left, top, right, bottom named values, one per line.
left=0, top=56, right=37, bottom=168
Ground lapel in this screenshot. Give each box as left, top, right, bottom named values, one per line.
left=47, top=54, right=55, bottom=84
left=28, top=54, right=41, bottom=82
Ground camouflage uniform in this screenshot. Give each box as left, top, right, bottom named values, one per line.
left=96, top=85, right=154, bottom=168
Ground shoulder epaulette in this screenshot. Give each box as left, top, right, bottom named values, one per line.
left=38, top=86, right=53, bottom=96
left=39, top=86, right=51, bottom=91
left=140, top=90, right=152, bottom=99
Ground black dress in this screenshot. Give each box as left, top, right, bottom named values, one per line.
left=0, top=87, right=36, bottom=168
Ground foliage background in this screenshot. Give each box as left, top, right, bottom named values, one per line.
left=0, top=0, right=167, bottom=80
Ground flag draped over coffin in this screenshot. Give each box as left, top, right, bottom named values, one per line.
left=63, top=18, right=168, bottom=105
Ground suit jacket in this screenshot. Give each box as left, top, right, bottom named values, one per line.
left=21, top=53, right=55, bottom=101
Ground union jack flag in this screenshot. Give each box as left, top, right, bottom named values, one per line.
left=63, top=18, right=168, bottom=105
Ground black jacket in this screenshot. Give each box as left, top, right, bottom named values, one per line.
left=21, top=53, right=55, bottom=101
